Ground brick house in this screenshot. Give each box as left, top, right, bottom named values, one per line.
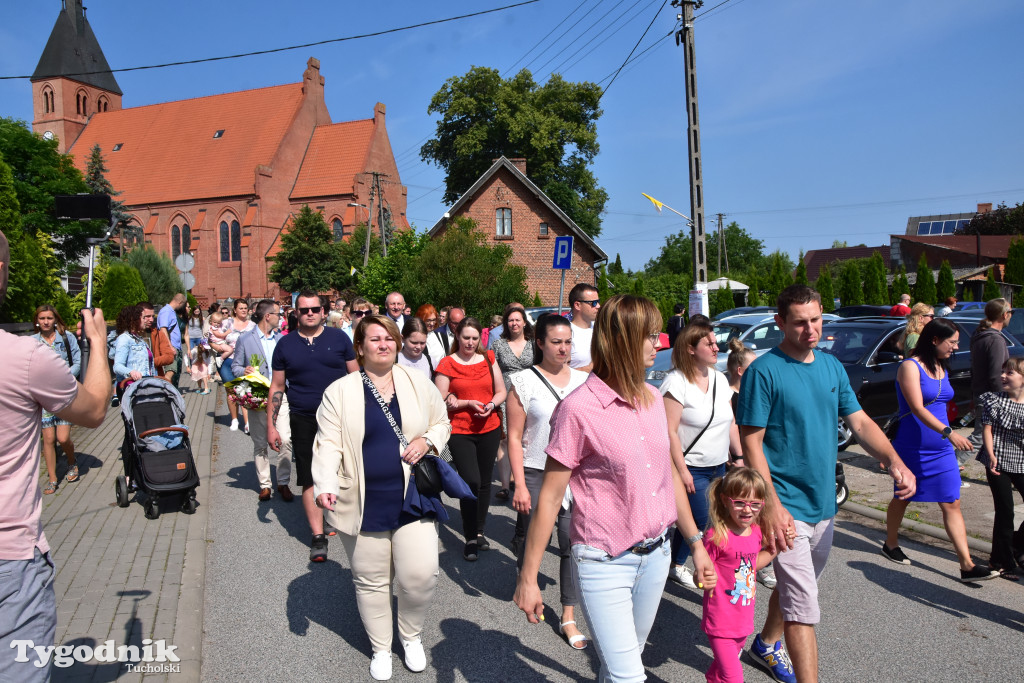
left=30, top=1, right=407, bottom=306
left=428, top=157, right=607, bottom=308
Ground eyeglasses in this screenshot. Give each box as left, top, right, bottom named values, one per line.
left=647, top=333, right=660, bottom=345
left=298, top=306, right=323, bottom=315
left=727, top=498, right=764, bottom=512
left=351, top=310, right=369, bottom=318
left=425, top=317, right=438, bottom=323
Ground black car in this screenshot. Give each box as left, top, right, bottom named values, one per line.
left=946, top=309, right=1024, bottom=343
left=832, top=305, right=893, bottom=318
left=819, top=317, right=1024, bottom=449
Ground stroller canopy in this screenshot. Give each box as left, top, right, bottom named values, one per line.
left=121, top=377, right=187, bottom=425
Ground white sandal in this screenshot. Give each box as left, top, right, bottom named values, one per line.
left=559, top=620, right=588, bottom=650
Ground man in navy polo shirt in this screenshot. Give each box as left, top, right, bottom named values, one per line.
left=268, top=291, right=358, bottom=562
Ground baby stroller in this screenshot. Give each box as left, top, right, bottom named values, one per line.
left=116, top=377, right=200, bottom=519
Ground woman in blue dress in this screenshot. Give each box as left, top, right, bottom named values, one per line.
left=882, top=319, right=999, bottom=582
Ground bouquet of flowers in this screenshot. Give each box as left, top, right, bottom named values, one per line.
left=223, top=356, right=270, bottom=411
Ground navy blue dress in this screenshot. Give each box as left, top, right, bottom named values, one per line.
left=360, top=383, right=419, bottom=532
left=891, top=359, right=960, bottom=502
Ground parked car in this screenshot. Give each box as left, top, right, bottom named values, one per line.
left=645, top=347, right=674, bottom=389
left=710, top=313, right=839, bottom=372
left=713, top=306, right=775, bottom=321
left=945, top=308, right=1024, bottom=342
left=832, top=305, right=893, bottom=318
left=523, top=306, right=569, bottom=325
left=819, top=317, right=1024, bottom=449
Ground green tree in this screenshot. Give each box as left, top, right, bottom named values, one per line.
left=597, top=265, right=610, bottom=301
left=863, top=251, right=888, bottom=305
left=957, top=202, right=1024, bottom=235
left=422, top=67, right=606, bottom=237
left=124, top=246, right=185, bottom=304
left=832, top=240, right=848, bottom=248
left=762, top=250, right=794, bottom=304
left=609, top=253, right=624, bottom=276
left=646, top=221, right=765, bottom=280
left=892, top=265, right=911, bottom=305
left=0, top=117, right=103, bottom=267
left=99, top=263, right=148, bottom=319
left=710, top=285, right=735, bottom=318
left=794, top=250, right=808, bottom=285
left=815, top=265, right=835, bottom=312
left=269, top=206, right=344, bottom=293
left=837, top=260, right=863, bottom=306
left=983, top=268, right=1001, bottom=301
left=357, top=229, right=429, bottom=305
left=914, top=253, right=936, bottom=305
left=936, top=260, right=956, bottom=303
left=1005, top=238, right=1024, bottom=306
left=85, top=143, right=134, bottom=256
left=532, top=291, right=543, bottom=307
left=398, top=218, right=527, bottom=320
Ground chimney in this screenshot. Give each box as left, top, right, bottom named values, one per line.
left=374, top=102, right=386, bottom=125
left=978, top=202, right=993, bottom=214
left=507, top=158, right=527, bottom=175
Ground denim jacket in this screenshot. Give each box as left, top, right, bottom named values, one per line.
left=32, top=331, right=82, bottom=378
left=113, top=332, right=155, bottom=382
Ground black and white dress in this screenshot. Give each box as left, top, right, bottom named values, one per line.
left=491, top=336, right=535, bottom=434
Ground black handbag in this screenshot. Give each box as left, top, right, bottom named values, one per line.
left=362, top=370, right=444, bottom=496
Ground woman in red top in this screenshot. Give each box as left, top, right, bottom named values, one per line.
left=435, top=317, right=507, bottom=561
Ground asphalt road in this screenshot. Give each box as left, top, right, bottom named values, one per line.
left=201, top=399, right=1022, bottom=683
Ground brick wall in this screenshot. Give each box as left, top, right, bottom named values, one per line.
left=32, top=78, right=122, bottom=153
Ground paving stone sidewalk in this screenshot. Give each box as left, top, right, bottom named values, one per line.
left=41, top=379, right=214, bottom=683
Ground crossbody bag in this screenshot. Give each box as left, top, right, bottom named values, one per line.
left=683, top=373, right=717, bottom=458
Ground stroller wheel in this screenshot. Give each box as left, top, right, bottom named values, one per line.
left=144, top=498, right=160, bottom=520
left=115, top=476, right=130, bottom=508
left=836, top=482, right=850, bottom=508
left=181, top=496, right=198, bottom=515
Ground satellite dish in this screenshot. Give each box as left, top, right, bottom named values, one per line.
left=180, top=272, right=196, bottom=291
left=174, top=253, right=195, bottom=272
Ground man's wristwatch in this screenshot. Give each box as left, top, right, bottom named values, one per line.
left=941, top=426, right=953, bottom=440
left=423, top=437, right=435, bottom=454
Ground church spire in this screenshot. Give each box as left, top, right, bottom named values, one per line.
left=32, top=0, right=122, bottom=95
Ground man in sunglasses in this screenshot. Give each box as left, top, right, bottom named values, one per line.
left=568, top=283, right=600, bottom=372
left=268, top=291, right=358, bottom=562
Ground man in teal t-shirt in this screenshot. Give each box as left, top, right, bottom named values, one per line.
left=737, top=285, right=917, bottom=683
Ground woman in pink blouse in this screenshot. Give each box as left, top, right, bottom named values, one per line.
left=514, top=294, right=718, bottom=681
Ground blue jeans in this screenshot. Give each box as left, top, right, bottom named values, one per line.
left=0, top=549, right=56, bottom=683
left=672, top=462, right=726, bottom=565
left=571, top=536, right=671, bottom=682
left=218, top=359, right=236, bottom=383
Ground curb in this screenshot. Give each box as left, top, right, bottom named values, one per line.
left=842, top=501, right=992, bottom=554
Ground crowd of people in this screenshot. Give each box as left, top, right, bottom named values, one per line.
left=3, top=221, right=1022, bottom=683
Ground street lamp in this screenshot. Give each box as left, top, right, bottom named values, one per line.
left=349, top=202, right=371, bottom=268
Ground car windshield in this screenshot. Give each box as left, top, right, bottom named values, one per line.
left=818, top=325, right=890, bottom=364
left=712, top=323, right=748, bottom=346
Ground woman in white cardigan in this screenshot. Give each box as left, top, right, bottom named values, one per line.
left=313, top=315, right=451, bottom=681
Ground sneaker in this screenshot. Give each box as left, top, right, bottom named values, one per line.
left=756, top=566, right=777, bottom=589
left=309, top=534, right=328, bottom=562
left=402, top=638, right=427, bottom=672
left=243, top=422, right=249, bottom=434
left=324, top=522, right=337, bottom=537
left=960, top=564, right=999, bottom=583
left=881, top=543, right=911, bottom=565
left=749, top=634, right=796, bottom=683
left=230, top=418, right=239, bottom=431
left=668, top=564, right=697, bottom=589
left=369, top=651, right=393, bottom=681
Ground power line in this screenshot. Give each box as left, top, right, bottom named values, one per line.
left=540, top=0, right=654, bottom=81
left=558, top=1, right=662, bottom=77
left=503, top=0, right=589, bottom=76
left=532, top=0, right=623, bottom=77
left=601, top=0, right=669, bottom=94
left=1, top=0, right=540, bottom=80
left=519, top=0, right=609, bottom=75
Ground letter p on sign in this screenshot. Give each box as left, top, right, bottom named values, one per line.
left=553, top=236, right=573, bottom=270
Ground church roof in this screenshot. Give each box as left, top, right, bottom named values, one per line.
left=68, top=83, right=306, bottom=205
left=32, top=1, right=122, bottom=95
left=291, top=120, right=375, bottom=199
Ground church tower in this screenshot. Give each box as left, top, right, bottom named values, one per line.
left=31, top=0, right=122, bottom=153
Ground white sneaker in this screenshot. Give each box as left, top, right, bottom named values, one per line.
left=370, top=651, right=392, bottom=681
left=402, top=638, right=427, bottom=672
left=229, top=418, right=238, bottom=431
left=756, top=566, right=777, bottom=589
left=668, top=564, right=697, bottom=589
left=243, top=422, right=249, bottom=434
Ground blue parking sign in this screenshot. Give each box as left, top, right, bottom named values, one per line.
left=553, top=236, right=573, bottom=270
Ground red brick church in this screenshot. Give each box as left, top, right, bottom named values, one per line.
left=31, top=0, right=408, bottom=305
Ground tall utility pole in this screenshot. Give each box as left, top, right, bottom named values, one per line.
left=716, top=212, right=729, bottom=276
left=675, top=0, right=707, bottom=284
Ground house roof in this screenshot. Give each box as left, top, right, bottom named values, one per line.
left=895, top=234, right=1016, bottom=260
left=32, top=1, right=122, bottom=95
left=291, top=120, right=375, bottom=199
left=428, top=156, right=607, bottom=261
left=69, top=83, right=306, bottom=205
left=801, top=245, right=890, bottom=281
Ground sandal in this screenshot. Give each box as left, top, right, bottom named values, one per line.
left=495, top=488, right=510, bottom=501
left=43, top=480, right=58, bottom=495
left=559, top=621, right=588, bottom=650
left=65, top=465, right=79, bottom=483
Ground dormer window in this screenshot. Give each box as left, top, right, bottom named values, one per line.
left=213, top=130, right=224, bottom=139
left=112, top=143, right=123, bottom=151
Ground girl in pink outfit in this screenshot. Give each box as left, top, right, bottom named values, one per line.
left=702, top=468, right=777, bottom=683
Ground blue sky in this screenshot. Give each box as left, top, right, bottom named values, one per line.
left=2, top=0, right=1023, bottom=273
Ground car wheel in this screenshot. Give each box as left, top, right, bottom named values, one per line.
left=837, top=417, right=854, bottom=451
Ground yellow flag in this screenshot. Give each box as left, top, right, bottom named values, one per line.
left=641, top=193, right=664, bottom=213
left=350, top=266, right=357, bottom=276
